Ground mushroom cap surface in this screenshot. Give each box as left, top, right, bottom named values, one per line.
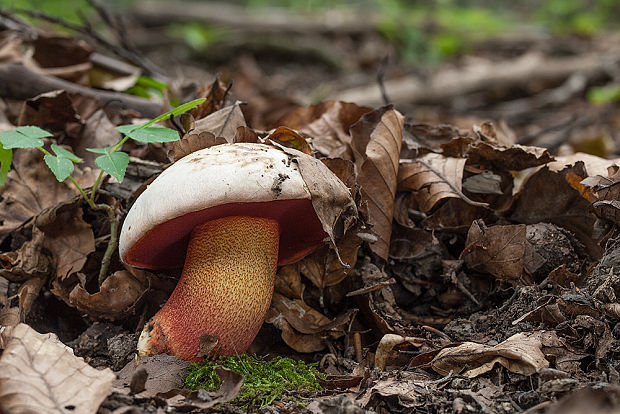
left=119, top=143, right=329, bottom=269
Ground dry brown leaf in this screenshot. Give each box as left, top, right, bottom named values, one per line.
left=190, top=76, right=230, bottom=120
left=192, top=101, right=247, bottom=143
left=274, top=264, right=304, bottom=299
left=266, top=312, right=327, bottom=353
left=115, top=354, right=190, bottom=397
left=461, top=221, right=527, bottom=283
left=266, top=126, right=313, bottom=155
left=431, top=331, right=550, bottom=378
left=0, top=227, right=51, bottom=282
left=0, top=149, right=95, bottom=242
left=67, top=270, right=147, bottom=320
left=549, top=152, right=620, bottom=177
left=374, top=334, right=426, bottom=370
left=349, top=106, right=404, bottom=260
left=441, top=137, right=553, bottom=170
left=298, top=230, right=361, bottom=289
left=398, top=153, right=467, bottom=213
left=276, top=100, right=372, bottom=158
left=168, top=131, right=227, bottom=162
left=275, top=145, right=358, bottom=262
left=508, top=164, right=601, bottom=259
left=271, top=292, right=332, bottom=334
left=36, top=202, right=95, bottom=281
left=0, top=323, right=115, bottom=414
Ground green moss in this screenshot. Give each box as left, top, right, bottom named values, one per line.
left=184, top=354, right=325, bottom=408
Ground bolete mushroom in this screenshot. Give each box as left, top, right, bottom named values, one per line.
left=119, top=142, right=354, bottom=361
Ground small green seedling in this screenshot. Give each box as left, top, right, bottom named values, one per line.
left=0, top=98, right=206, bottom=284
left=185, top=354, right=325, bottom=409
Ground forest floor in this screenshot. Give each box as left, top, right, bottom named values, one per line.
left=1, top=2, right=620, bottom=413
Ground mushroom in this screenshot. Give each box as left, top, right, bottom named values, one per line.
left=119, top=142, right=354, bottom=361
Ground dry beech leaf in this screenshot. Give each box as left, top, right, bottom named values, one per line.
left=276, top=100, right=372, bottom=158
left=441, top=137, right=553, bottom=171
left=274, top=264, right=304, bottom=299
left=508, top=163, right=601, bottom=259
left=0, top=323, right=115, bottom=414
left=398, top=153, right=467, bottom=213
left=0, top=227, right=51, bottom=282
left=192, top=101, right=247, bottom=143
left=431, top=331, right=550, bottom=378
left=115, top=354, right=190, bottom=397
left=266, top=126, right=313, bottom=155
left=298, top=230, right=362, bottom=289
left=68, top=270, right=147, bottom=320
left=0, top=149, right=95, bottom=242
left=461, top=221, right=527, bottom=283
left=375, top=334, right=426, bottom=371
left=266, top=311, right=327, bottom=353
left=190, top=77, right=230, bottom=120
left=550, top=152, right=620, bottom=177
left=349, top=106, right=405, bottom=260
left=271, top=292, right=332, bottom=334
left=36, top=202, right=95, bottom=281
left=168, top=131, right=227, bottom=162
left=275, top=145, right=358, bottom=261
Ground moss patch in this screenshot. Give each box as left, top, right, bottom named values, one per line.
left=184, top=354, right=325, bottom=408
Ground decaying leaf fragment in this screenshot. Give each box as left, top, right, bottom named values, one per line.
left=0, top=323, right=115, bottom=414
left=398, top=153, right=467, bottom=212
left=349, top=106, right=405, bottom=260
left=431, top=331, right=550, bottom=378
left=461, top=220, right=527, bottom=283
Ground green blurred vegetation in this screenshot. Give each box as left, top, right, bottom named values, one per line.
left=4, top=0, right=620, bottom=65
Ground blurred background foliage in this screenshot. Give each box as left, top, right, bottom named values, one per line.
left=6, top=0, right=620, bottom=66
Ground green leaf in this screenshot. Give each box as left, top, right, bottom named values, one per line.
left=116, top=125, right=179, bottom=143
left=16, top=126, right=54, bottom=139
left=44, top=154, right=74, bottom=182
left=0, top=143, right=12, bottom=187
left=0, top=130, right=44, bottom=149
left=51, top=144, right=83, bottom=162
left=95, top=151, right=129, bottom=182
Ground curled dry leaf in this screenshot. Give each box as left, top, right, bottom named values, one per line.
left=398, top=153, right=467, bottom=213
left=266, top=310, right=327, bottom=353
left=266, top=126, right=313, bottom=155
left=349, top=106, right=405, bottom=260
left=168, top=131, right=227, bottom=162
left=276, top=145, right=358, bottom=263
left=441, top=137, right=553, bottom=171
left=67, top=270, right=147, bottom=320
left=0, top=323, right=115, bottom=414
left=115, top=354, right=190, bottom=398
left=508, top=163, right=601, bottom=259
left=190, top=76, right=230, bottom=120
left=461, top=220, right=527, bottom=284
left=430, top=331, right=550, bottom=378
left=0, top=227, right=51, bottom=282
left=36, top=201, right=95, bottom=281
left=274, top=264, right=304, bottom=299
left=192, top=101, right=247, bottom=143
left=375, top=334, right=426, bottom=371
left=276, top=100, right=372, bottom=158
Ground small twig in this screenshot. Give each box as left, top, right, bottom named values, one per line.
left=422, top=325, right=452, bottom=343
left=376, top=54, right=391, bottom=105
left=95, top=203, right=118, bottom=287
left=16, top=7, right=165, bottom=77
left=452, top=271, right=481, bottom=307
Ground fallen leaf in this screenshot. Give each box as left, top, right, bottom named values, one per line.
left=266, top=126, right=313, bottom=155
left=461, top=220, right=527, bottom=283
left=190, top=76, right=230, bottom=120
left=192, top=101, right=247, bottom=143
left=168, top=131, right=227, bottom=162
left=374, top=333, right=426, bottom=370
left=115, top=354, right=190, bottom=397
left=0, top=323, right=115, bottom=414
left=508, top=163, right=601, bottom=259
left=67, top=270, right=147, bottom=320
left=398, top=153, right=467, bottom=212
left=0, top=148, right=95, bottom=243
left=430, top=331, right=550, bottom=377
left=276, top=100, right=371, bottom=158
left=36, top=201, right=95, bottom=281
left=274, top=264, right=304, bottom=299
left=0, top=227, right=51, bottom=282
left=349, top=106, right=404, bottom=260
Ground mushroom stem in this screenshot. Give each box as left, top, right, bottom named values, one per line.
left=138, top=216, right=279, bottom=361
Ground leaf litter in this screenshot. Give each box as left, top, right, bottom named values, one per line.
left=2, top=6, right=620, bottom=414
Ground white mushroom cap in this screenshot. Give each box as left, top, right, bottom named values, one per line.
left=119, top=143, right=328, bottom=269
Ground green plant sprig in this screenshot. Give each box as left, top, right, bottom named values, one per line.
left=0, top=98, right=206, bottom=285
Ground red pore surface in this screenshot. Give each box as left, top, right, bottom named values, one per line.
left=124, top=198, right=325, bottom=269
